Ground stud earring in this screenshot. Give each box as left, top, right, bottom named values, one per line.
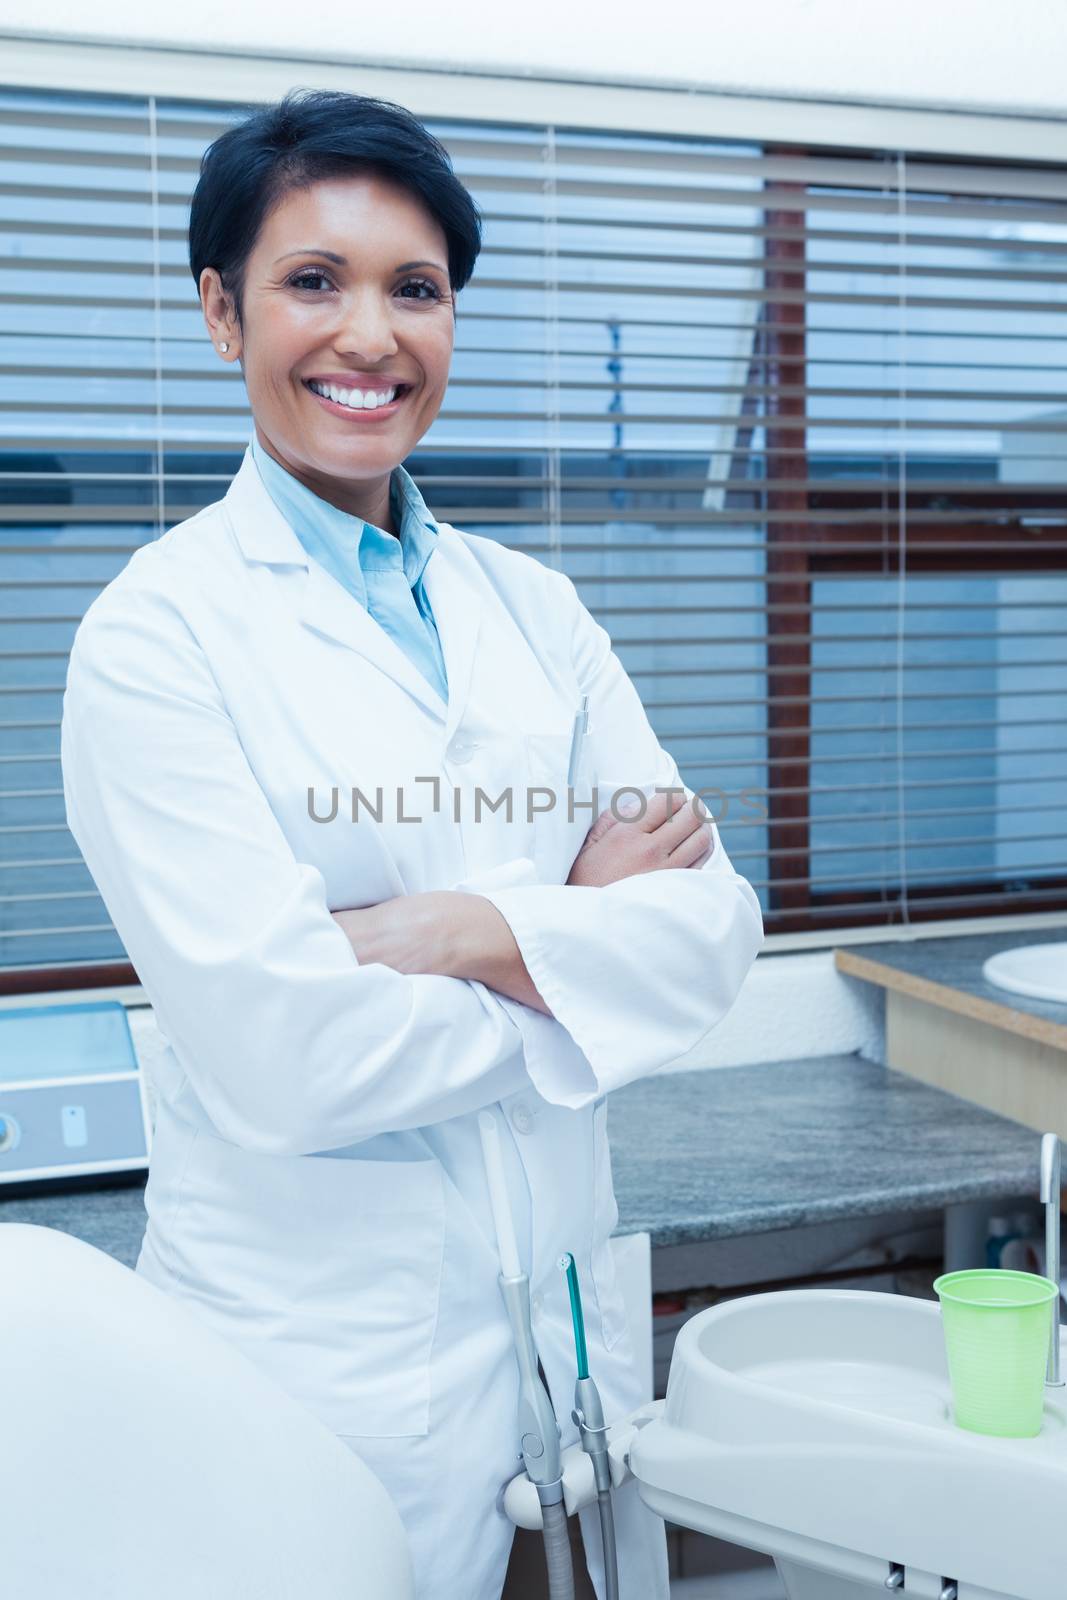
left=219, top=342, right=229, bottom=353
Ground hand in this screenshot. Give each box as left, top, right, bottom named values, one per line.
left=567, top=787, right=714, bottom=888
left=331, top=892, right=552, bottom=1014
left=331, top=891, right=458, bottom=975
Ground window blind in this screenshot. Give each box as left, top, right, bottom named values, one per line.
left=1, top=84, right=1065, bottom=986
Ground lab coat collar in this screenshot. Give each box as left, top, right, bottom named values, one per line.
left=221, top=443, right=479, bottom=738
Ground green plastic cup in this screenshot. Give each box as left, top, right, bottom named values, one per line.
left=933, top=1268, right=1058, bottom=1437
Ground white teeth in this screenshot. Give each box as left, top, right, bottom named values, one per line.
left=308, top=380, right=399, bottom=410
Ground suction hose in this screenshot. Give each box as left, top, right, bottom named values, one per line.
left=541, top=1498, right=576, bottom=1600
left=479, top=1113, right=576, bottom=1600
left=597, top=1488, right=620, bottom=1600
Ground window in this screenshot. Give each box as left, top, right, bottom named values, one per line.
left=1, top=88, right=1065, bottom=987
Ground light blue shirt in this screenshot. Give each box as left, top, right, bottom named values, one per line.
left=249, top=432, right=449, bottom=706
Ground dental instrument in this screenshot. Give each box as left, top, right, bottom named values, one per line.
left=478, top=1110, right=575, bottom=1600
left=1040, top=1131, right=1063, bottom=1386
left=560, top=1252, right=620, bottom=1600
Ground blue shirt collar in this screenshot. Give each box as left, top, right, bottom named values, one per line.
left=249, top=430, right=440, bottom=601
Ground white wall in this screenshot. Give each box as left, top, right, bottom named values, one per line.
left=6, top=951, right=889, bottom=1090
left=0, top=0, right=1065, bottom=119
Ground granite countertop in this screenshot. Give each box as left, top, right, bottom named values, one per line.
left=835, top=926, right=1067, bottom=1050
left=608, top=1052, right=1041, bottom=1246
left=2, top=1181, right=149, bottom=1269
left=0, top=1052, right=1042, bottom=1260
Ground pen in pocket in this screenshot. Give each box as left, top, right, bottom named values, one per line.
left=566, top=694, right=590, bottom=787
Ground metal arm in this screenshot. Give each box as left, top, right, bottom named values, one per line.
left=1040, top=1132, right=1063, bottom=1387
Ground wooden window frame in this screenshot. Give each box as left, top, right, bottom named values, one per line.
left=760, top=147, right=1067, bottom=936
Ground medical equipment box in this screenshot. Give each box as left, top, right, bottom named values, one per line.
left=0, top=1001, right=150, bottom=1193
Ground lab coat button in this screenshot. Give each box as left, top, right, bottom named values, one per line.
left=448, top=738, right=477, bottom=764
left=511, top=1101, right=537, bottom=1134
left=531, top=1291, right=544, bottom=1315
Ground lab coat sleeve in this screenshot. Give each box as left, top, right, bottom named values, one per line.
left=59, top=585, right=576, bottom=1156
left=467, top=567, right=765, bottom=1110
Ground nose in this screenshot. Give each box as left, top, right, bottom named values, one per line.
left=333, top=284, right=400, bottom=364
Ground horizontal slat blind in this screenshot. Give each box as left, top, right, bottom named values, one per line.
left=1, top=87, right=1066, bottom=981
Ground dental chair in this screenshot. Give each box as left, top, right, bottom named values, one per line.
left=0, top=1222, right=414, bottom=1599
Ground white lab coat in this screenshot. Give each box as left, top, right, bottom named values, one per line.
left=59, top=443, right=764, bottom=1600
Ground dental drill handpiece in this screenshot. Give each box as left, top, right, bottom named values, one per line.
left=561, top=1253, right=620, bottom=1600
left=478, top=1113, right=574, bottom=1600
left=498, top=1272, right=564, bottom=1504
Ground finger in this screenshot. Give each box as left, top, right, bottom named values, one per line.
left=658, top=794, right=710, bottom=851
left=616, top=786, right=684, bottom=832
left=664, top=808, right=713, bottom=857
left=609, top=790, right=649, bottom=824
left=669, top=820, right=715, bottom=867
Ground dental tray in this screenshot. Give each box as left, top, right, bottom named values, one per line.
left=629, top=1288, right=1067, bottom=1599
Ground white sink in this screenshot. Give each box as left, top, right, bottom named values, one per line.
left=983, top=942, right=1067, bottom=1005
left=630, top=1288, right=1067, bottom=1599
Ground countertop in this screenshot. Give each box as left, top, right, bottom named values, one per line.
left=0, top=1052, right=1042, bottom=1260
left=835, top=926, right=1067, bottom=1051
left=607, top=1051, right=1040, bottom=1245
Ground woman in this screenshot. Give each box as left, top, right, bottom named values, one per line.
left=60, top=89, right=763, bottom=1600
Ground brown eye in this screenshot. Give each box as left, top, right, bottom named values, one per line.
left=289, top=270, right=332, bottom=291
left=400, top=279, right=441, bottom=301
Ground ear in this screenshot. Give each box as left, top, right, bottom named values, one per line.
left=199, top=266, right=241, bottom=360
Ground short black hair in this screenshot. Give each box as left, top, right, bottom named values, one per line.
left=188, top=87, right=483, bottom=325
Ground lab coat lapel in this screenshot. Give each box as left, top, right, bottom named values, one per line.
left=418, top=532, right=481, bottom=746
left=298, top=558, right=450, bottom=726
left=223, top=444, right=481, bottom=731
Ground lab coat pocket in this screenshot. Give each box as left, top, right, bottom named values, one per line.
left=171, top=1133, right=445, bottom=1438
left=522, top=731, right=599, bottom=884
left=590, top=1098, right=627, bottom=1351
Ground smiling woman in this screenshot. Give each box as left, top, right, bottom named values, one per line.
left=190, top=92, right=473, bottom=529
left=60, top=84, right=762, bottom=1600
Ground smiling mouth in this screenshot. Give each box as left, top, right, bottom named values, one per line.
left=302, top=378, right=413, bottom=414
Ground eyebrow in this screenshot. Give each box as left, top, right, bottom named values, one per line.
left=274, top=249, right=447, bottom=274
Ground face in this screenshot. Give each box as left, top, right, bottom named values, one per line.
left=199, top=173, right=455, bottom=526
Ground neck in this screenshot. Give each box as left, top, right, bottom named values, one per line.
left=255, top=429, right=397, bottom=534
